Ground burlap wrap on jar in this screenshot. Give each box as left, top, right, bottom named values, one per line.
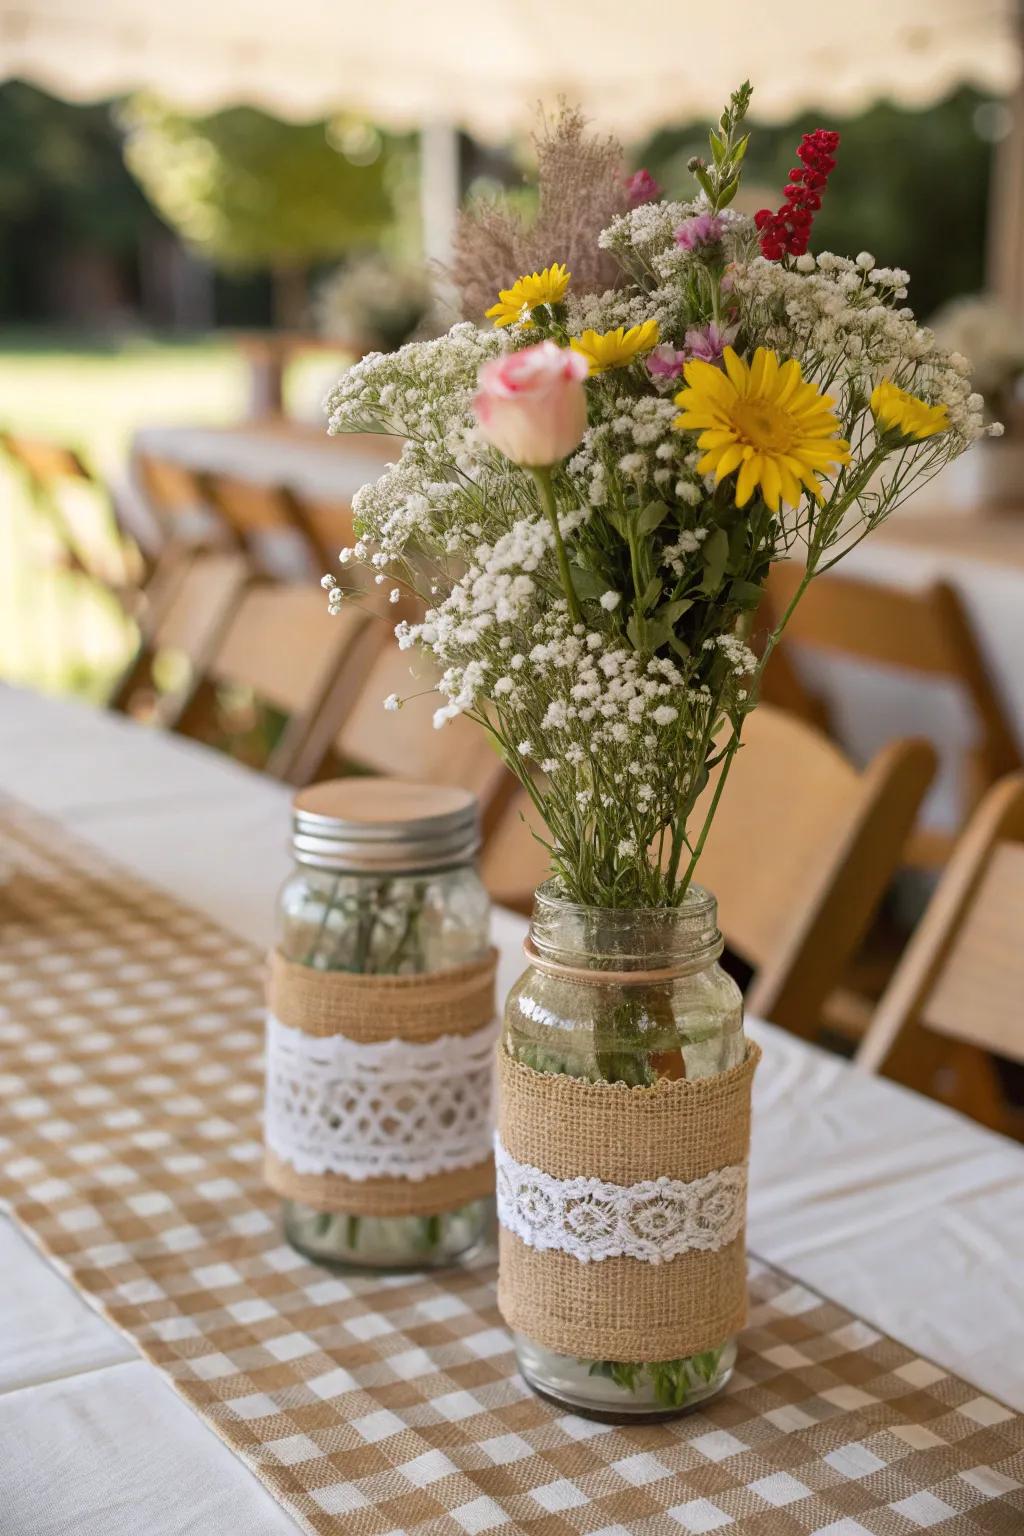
left=496, top=1041, right=761, bottom=1362
left=264, top=947, right=499, bottom=1218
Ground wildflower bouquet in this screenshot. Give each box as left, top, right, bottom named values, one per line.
left=324, top=85, right=992, bottom=912
left=323, top=86, right=994, bottom=1417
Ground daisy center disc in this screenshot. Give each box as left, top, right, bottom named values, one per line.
left=730, top=399, right=796, bottom=454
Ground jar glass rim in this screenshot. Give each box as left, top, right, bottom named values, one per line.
left=528, top=881, right=723, bottom=973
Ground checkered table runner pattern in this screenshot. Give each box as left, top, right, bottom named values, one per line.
left=0, top=798, right=1021, bottom=1536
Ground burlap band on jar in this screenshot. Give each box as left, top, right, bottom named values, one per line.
left=264, top=947, right=498, bottom=1217
left=266, top=948, right=498, bottom=1042
left=496, top=1041, right=761, bottom=1362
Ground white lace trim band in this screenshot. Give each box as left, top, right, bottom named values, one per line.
left=494, top=1134, right=747, bottom=1265
left=264, top=1014, right=499, bottom=1182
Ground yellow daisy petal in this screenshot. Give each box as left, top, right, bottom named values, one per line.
left=485, top=263, right=570, bottom=327
left=871, top=379, right=949, bottom=440
left=570, top=320, right=660, bottom=374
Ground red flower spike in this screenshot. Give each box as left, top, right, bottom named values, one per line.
left=755, top=127, right=840, bottom=261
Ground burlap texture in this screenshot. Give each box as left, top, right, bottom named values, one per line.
left=496, top=1043, right=760, bottom=1361
left=265, top=947, right=498, bottom=1214
left=268, top=946, right=498, bottom=1041
left=263, top=1148, right=494, bottom=1216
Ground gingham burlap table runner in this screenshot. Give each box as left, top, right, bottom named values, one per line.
left=0, top=798, right=1021, bottom=1536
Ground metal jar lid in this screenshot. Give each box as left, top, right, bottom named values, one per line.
left=290, top=779, right=480, bottom=873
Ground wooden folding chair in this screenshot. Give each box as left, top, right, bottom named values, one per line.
left=693, top=707, right=935, bottom=1035
left=299, top=645, right=515, bottom=830
left=2, top=431, right=144, bottom=594
left=763, top=563, right=1022, bottom=867
left=481, top=707, right=935, bottom=1038
left=200, top=472, right=321, bottom=579
left=107, top=550, right=250, bottom=724
left=289, top=494, right=357, bottom=571
left=133, top=452, right=233, bottom=629
left=856, top=772, right=1024, bottom=1135
left=174, top=582, right=378, bottom=781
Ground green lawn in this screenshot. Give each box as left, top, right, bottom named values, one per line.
left=0, top=330, right=249, bottom=474
left=0, top=330, right=342, bottom=697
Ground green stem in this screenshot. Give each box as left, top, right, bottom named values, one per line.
left=303, top=874, right=342, bottom=966
left=625, top=521, right=647, bottom=647
left=531, top=467, right=582, bottom=626
left=674, top=564, right=815, bottom=900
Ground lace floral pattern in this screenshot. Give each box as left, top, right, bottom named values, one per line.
left=495, top=1135, right=747, bottom=1264
left=265, top=1015, right=498, bottom=1181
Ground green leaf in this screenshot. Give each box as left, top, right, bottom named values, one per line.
left=700, top=527, right=729, bottom=593
left=668, top=631, right=691, bottom=661
left=709, top=133, right=726, bottom=167
left=626, top=613, right=646, bottom=649
left=657, top=597, right=694, bottom=625
left=570, top=564, right=612, bottom=600
left=604, top=507, right=629, bottom=539
left=694, top=166, right=715, bottom=201
left=717, top=178, right=739, bottom=210
left=640, top=575, right=663, bottom=613
left=635, top=499, right=670, bottom=536
left=729, top=578, right=766, bottom=610
left=643, top=619, right=672, bottom=650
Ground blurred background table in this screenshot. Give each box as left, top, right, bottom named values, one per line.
left=131, top=422, right=395, bottom=504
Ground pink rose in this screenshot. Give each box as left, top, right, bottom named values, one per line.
left=474, top=341, right=589, bottom=467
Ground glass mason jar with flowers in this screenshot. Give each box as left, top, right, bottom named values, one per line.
left=321, top=85, right=994, bottom=1417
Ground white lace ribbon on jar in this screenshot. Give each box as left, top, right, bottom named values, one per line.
left=494, top=1134, right=747, bottom=1265
left=265, top=1013, right=499, bottom=1182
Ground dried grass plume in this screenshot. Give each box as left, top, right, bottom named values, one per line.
left=451, top=104, right=629, bottom=321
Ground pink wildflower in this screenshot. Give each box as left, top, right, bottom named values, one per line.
left=646, top=344, right=688, bottom=381
left=675, top=213, right=726, bottom=251
left=625, top=168, right=661, bottom=207
left=683, top=322, right=737, bottom=364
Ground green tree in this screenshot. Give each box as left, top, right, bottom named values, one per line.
left=0, top=81, right=156, bottom=321
left=121, top=98, right=406, bottom=325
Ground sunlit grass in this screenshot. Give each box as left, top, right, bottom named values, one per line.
left=0, top=332, right=244, bottom=695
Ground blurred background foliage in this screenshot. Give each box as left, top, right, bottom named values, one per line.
left=119, top=98, right=413, bottom=324
left=0, top=79, right=1002, bottom=335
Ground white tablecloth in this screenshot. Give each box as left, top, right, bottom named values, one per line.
left=1, top=685, right=1022, bottom=1536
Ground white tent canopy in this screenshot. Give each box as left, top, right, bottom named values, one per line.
left=0, top=0, right=1018, bottom=140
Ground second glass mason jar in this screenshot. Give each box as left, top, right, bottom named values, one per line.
left=502, top=883, right=745, bottom=1419
left=274, top=778, right=492, bottom=1270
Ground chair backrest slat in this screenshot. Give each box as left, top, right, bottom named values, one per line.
left=2, top=432, right=91, bottom=486
left=209, top=583, right=363, bottom=717
left=765, top=563, right=1022, bottom=787
left=923, top=841, right=1024, bottom=1059
left=768, top=563, right=955, bottom=674
left=335, top=648, right=511, bottom=818
left=858, top=773, right=1024, bottom=1080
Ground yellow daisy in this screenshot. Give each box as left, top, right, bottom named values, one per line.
left=570, top=320, right=660, bottom=375
left=871, top=380, right=949, bottom=440
left=485, top=263, right=571, bottom=328
left=673, top=346, right=851, bottom=512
